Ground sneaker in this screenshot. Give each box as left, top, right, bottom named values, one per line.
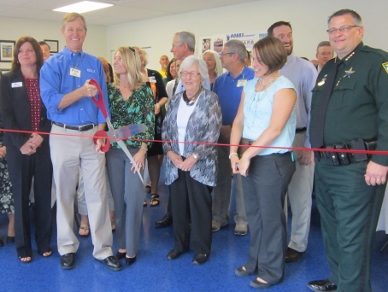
left=212, top=220, right=228, bottom=232
left=234, top=223, right=248, bottom=236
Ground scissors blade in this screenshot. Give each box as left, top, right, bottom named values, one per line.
left=115, top=124, right=148, bottom=140
left=116, top=140, right=144, bottom=184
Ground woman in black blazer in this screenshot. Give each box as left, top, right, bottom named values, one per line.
left=0, top=36, right=53, bottom=262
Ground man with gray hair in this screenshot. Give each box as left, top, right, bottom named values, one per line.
left=315, top=41, right=334, bottom=73
left=212, top=39, right=254, bottom=236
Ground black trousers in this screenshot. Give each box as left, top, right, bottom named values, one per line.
left=6, top=138, right=53, bottom=257
left=169, top=170, right=213, bottom=255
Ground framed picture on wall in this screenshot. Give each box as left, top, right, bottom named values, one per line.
left=44, top=39, right=59, bottom=53
left=0, top=40, right=15, bottom=62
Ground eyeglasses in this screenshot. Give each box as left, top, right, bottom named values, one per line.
left=219, top=52, right=235, bottom=57
left=128, top=46, right=136, bottom=55
left=180, top=71, right=200, bottom=78
left=171, top=42, right=182, bottom=49
left=327, top=25, right=359, bottom=35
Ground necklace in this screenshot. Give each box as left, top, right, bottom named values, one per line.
left=258, top=72, right=279, bottom=89
left=183, top=86, right=203, bottom=106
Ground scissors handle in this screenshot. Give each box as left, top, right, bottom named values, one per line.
left=89, top=79, right=109, bottom=119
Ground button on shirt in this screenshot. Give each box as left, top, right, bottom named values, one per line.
left=40, top=47, right=108, bottom=125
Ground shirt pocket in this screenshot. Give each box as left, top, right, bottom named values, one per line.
left=332, top=79, right=356, bottom=108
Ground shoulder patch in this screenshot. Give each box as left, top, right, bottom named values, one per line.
left=383, top=62, right=388, bottom=74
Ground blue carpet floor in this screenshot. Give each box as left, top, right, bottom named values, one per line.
left=0, top=177, right=387, bottom=291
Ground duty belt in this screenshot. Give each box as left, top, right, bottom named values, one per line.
left=316, top=138, right=376, bottom=166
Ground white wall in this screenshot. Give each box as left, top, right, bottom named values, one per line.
left=107, top=0, right=388, bottom=70
left=0, top=16, right=106, bottom=70
left=1, top=0, right=387, bottom=71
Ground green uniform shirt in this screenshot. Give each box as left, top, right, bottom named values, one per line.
left=311, top=42, right=388, bottom=166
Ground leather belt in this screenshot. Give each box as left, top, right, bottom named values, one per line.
left=53, top=122, right=95, bottom=132
left=296, top=127, right=307, bottom=133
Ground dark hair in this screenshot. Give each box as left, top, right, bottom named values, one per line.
left=38, top=41, right=50, bottom=49
left=252, top=36, right=287, bottom=75
left=327, top=9, right=362, bottom=25
left=11, top=36, right=43, bottom=72
left=166, top=58, right=176, bottom=81
left=267, top=21, right=292, bottom=37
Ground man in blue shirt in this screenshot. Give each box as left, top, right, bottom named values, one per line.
left=40, top=12, right=121, bottom=271
left=212, top=39, right=255, bottom=235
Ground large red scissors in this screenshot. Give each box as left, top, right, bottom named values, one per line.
left=89, top=79, right=147, bottom=183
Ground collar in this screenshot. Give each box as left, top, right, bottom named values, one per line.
left=63, top=47, right=85, bottom=60
left=227, top=65, right=247, bottom=79
left=335, top=42, right=363, bottom=65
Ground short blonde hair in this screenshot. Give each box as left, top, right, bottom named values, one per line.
left=62, top=12, right=87, bottom=31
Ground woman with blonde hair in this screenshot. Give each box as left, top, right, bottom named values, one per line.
left=202, top=50, right=223, bottom=89
left=106, top=46, right=154, bottom=266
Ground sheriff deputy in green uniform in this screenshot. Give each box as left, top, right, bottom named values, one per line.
left=307, top=9, right=388, bottom=292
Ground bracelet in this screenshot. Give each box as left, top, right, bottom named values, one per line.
left=229, top=152, right=238, bottom=159
left=141, top=146, right=148, bottom=152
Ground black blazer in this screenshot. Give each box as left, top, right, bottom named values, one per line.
left=0, top=68, right=51, bottom=149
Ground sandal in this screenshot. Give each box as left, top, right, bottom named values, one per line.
left=143, top=199, right=147, bottom=207
left=111, top=222, right=116, bottom=232
left=149, top=194, right=160, bottom=207
left=145, top=182, right=151, bottom=193
left=41, top=250, right=52, bottom=257
left=78, top=225, right=90, bottom=237
left=19, top=256, right=32, bottom=263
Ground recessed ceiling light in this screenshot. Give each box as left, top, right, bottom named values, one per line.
left=53, top=1, right=113, bottom=13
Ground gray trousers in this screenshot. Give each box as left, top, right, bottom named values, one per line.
left=50, top=124, right=113, bottom=260
left=213, top=126, right=247, bottom=225
left=243, top=153, right=295, bottom=285
left=106, top=148, right=144, bottom=257
left=286, top=132, right=314, bottom=252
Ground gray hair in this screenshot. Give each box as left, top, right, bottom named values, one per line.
left=224, top=39, right=247, bottom=63
left=179, top=55, right=209, bottom=82
left=175, top=31, right=195, bottom=53
left=202, top=50, right=223, bottom=77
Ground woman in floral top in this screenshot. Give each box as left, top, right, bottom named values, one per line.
left=106, top=46, right=154, bottom=267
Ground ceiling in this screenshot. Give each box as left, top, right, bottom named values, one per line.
left=0, top=0, right=259, bottom=26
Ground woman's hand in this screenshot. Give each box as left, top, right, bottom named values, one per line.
left=230, top=154, right=240, bottom=174
left=0, top=146, right=6, bottom=159
left=178, top=155, right=197, bottom=172
left=167, top=151, right=183, bottom=168
left=237, top=155, right=251, bottom=177
left=131, top=148, right=147, bottom=174
left=154, top=103, right=161, bottom=115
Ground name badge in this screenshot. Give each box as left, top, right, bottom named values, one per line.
left=70, top=68, right=81, bottom=78
left=148, top=76, right=156, bottom=83
left=11, top=82, right=23, bottom=88
left=237, top=79, right=247, bottom=87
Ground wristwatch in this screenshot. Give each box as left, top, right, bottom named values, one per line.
left=193, top=153, right=199, bottom=160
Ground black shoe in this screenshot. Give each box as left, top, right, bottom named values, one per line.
left=155, top=214, right=173, bottom=228
left=6, top=236, right=15, bottom=244
left=116, top=251, right=126, bottom=260
left=307, top=279, right=337, bottom=291
left=250, top=278, right=272, bottom=289
left=60, top=253, right=75, bottom=270
left=235, top=266, right=253, bottom=277
left=125, top=256, right=136, bottom=266
left=285, top=247, right=304, bottom=263
left=0, top=239, right=4, bottom=247
left=167, top=249, right=186, bottom=260
left=192, top=253, right=209, bottom=265
left=101, top=256, right=123, bottom=271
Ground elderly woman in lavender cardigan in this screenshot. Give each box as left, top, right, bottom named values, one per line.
left=162, top=55, right=222, bottom=265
